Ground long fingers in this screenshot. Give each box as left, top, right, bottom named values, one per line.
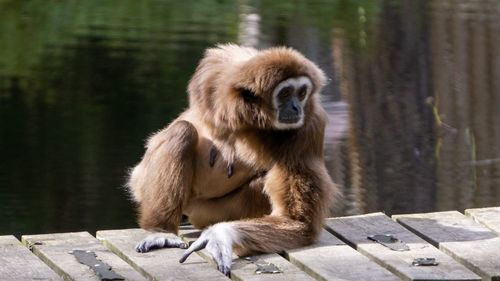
left=212, top=246, right=231, bottom=277
left=178, top=238, right=208, bottom=263
left=218, top=264, right=231, bottom=277
left=178, top=224, right=234, bottom=277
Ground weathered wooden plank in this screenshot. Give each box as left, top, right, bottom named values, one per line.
left=285, top=229, right=400, bottom=281
left=22, top=231, right=146, bottom=281
left=0, top=235, right=61, bottom=281
left=96, top=228, right=228, bottom=281
left=325, top=213, right=481, bottom=281
left=394, top=211, right=500, bottom=280
left=466, top=207, right=500, bottom=235
left=178, top=225, right=314, bottom=281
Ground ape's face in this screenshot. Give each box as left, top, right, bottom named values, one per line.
left=233, top=75, right=313, bottom=131
left=271, top=76, right=312, bottom=130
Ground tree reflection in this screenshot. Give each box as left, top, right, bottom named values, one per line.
left=0, top=0, right=498, bottom=235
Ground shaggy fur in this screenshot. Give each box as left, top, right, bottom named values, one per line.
left=128, top=44, right=338, bottom=255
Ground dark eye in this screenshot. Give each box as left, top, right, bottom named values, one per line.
left=240, top=88, right=258, bottom=103
left=298, top=86, right=308, bottom=101
left=279, top=86, right=293, bottom=99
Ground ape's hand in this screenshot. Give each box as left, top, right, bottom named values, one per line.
left=179, top=223, right=236, bottom=277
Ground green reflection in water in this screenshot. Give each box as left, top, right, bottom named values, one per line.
left=1, top=0, right=499, bottom=236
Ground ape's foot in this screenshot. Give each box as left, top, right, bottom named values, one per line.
left=135, top=234, right=188, bottom=253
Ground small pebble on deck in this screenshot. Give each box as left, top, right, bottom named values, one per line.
left=1, top=206, right=499, bottom=281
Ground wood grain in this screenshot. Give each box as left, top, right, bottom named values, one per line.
left=325, top=213, right=481, bottom=281
left=97, top=228, right=228, bottom=281
left=466, top=207, right=500, bottom=235
left=0, top=235, right=61, bottom=281
left=285, top=229, right=400, bottom=281
left=22, top=231, right=146, bottom=281
left=394, top=210, right=500, bottom=280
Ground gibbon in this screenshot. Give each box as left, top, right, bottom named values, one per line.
left=128, top=44, right=337, bottom=276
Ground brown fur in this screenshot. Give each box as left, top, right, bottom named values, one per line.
left=130, top=120, right=198, bottom=233
left=187, top=174, right=270, bottom=228
left=128, top=44, right=338, bottom=253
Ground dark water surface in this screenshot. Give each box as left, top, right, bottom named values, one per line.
left=1, top=0, right=499, bottom=236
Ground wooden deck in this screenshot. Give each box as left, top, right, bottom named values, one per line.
left=2, top=207, right=499, bottom=281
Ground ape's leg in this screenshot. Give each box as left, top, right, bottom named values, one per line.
left=186, top=174, right=271, bottom=228
left=128, top=120, right=198, bottom=252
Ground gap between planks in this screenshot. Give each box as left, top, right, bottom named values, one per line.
left=325, top=212, right=481, bottom=281
left=394, top=210, right=500, bottom=281
left=0, top=235, right=62, bottom=281
left=22, top=231, right=146, bottom=281
left=4, top=207, right=499, bottom=281
left=178, top=225, right=399, bottom=281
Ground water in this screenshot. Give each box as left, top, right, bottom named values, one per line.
left=1, top=0, right=499, bottom=237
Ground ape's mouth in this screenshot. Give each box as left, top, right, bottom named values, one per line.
left=275, top=115, right=304, bottom=130
left=278, top=115, right=301, bottom=124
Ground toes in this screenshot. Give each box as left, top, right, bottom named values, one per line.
left=135, top=235, right=164, bottom=253
left=135, top=241, right=152, bottom=253
left=135, top=238, right=160, bottom=253
left=166, top=238, right=188, bottom=249
left=135, top=244, right=144, bottom=253
left=135, top=235, right=188, bottom=253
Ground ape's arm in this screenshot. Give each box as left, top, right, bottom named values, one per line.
left=179, top=159, right=335, bottom=276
